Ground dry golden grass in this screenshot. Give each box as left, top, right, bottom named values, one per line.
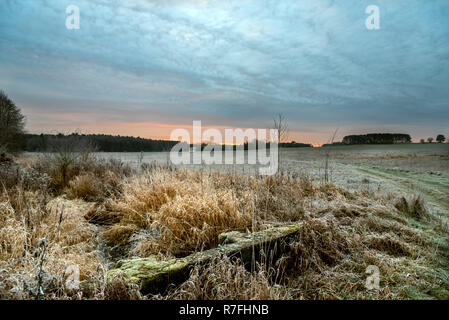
left=0, top=188, right=104, bottom=299
left=103, top=224, right=137, bottom=245
left=1, top=153, right=448, bottom=300
left=102, top=169, right=254, bottom=256
left=367, top=235, right=412, bottom=257
left=164, top=256, right=288, bottom=300
left=394, top=195, right=429, bottom=220
left=100, top=169, right=329, bottom=257
left=98, top=165, right=448, bottom=300
left=103, top=271, right=142, bottom=300
left=67, top=173, right=103, bottom=201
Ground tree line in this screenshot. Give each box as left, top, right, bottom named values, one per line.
left=19, top=134, right=313, bottom=153
left=342, top=133, right=412, bottom=145
left=21, top=133, right=180, bottom=152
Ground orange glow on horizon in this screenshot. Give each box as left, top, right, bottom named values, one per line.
left=24, top=114, right=329, bottom=146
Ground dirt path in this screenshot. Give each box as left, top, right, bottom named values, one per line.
left=345, top=164, right=449, bottom=296
left=351, top=165, right=449, bottom=216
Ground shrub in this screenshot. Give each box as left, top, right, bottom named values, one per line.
left=150, top=191, right=251, bottom=256
left=67, top=173, right=103, bottom=201
left=104, top=272, right=142, bottom=300
left=394, top=195, right=429, bottom=220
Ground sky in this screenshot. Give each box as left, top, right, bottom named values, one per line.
left=0, top=0, right=448, bottom=145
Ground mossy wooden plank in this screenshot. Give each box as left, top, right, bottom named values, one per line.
left=107, top=223, right=302, bottom=295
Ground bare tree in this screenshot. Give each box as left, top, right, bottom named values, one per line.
left=0, top=90, right=25, bottom=153
left=273, top=113, right=289, bottom=143
left=273, top=113, right=288, bottom=172
left=324, top=129, right=339, bottom=183
left=427, top=137, right=434, bottom=143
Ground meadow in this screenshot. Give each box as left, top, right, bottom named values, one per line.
left=1, top=143, right=448, bottom=299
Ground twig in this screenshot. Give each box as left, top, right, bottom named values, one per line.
left=324, top=128, right=339, bottom=183
left=57, top=204, right=65, bottom=232
left=35, top=238, right=47, bottom=300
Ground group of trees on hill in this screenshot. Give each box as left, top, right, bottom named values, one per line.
left=280, top=141, right=312, bottom=148
left=342, top=133, right=411, bottom=145
left=420, top=135, right=446, bottom=143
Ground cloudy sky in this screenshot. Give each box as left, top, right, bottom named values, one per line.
left=1, top=0, right=448, bottom=145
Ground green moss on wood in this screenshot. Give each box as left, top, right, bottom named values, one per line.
left=107, top=223, right=302, bottom=295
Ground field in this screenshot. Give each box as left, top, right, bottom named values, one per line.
left=1, top=143, right=448, bottom=299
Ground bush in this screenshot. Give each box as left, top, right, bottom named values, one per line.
left=67, top=173, right=103, bottom=201
left=394, top=195, right=429, bottom=220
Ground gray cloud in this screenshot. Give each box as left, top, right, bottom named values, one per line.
left=0, top=0, right=448, bottom=143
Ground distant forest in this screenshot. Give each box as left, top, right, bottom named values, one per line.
left=342, top=133, right=411, bottom=145
left=22, top=134, right=178, bottom=152
left=21, top=133, right=313, bottom=152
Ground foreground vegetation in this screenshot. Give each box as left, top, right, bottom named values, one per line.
left=0, top=147, right=448, bottom=300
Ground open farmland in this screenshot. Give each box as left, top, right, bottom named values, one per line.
left=1, top=143, right=448, bottom=299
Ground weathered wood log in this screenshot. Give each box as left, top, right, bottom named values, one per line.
left=107, top=223, right=302, bottom=295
